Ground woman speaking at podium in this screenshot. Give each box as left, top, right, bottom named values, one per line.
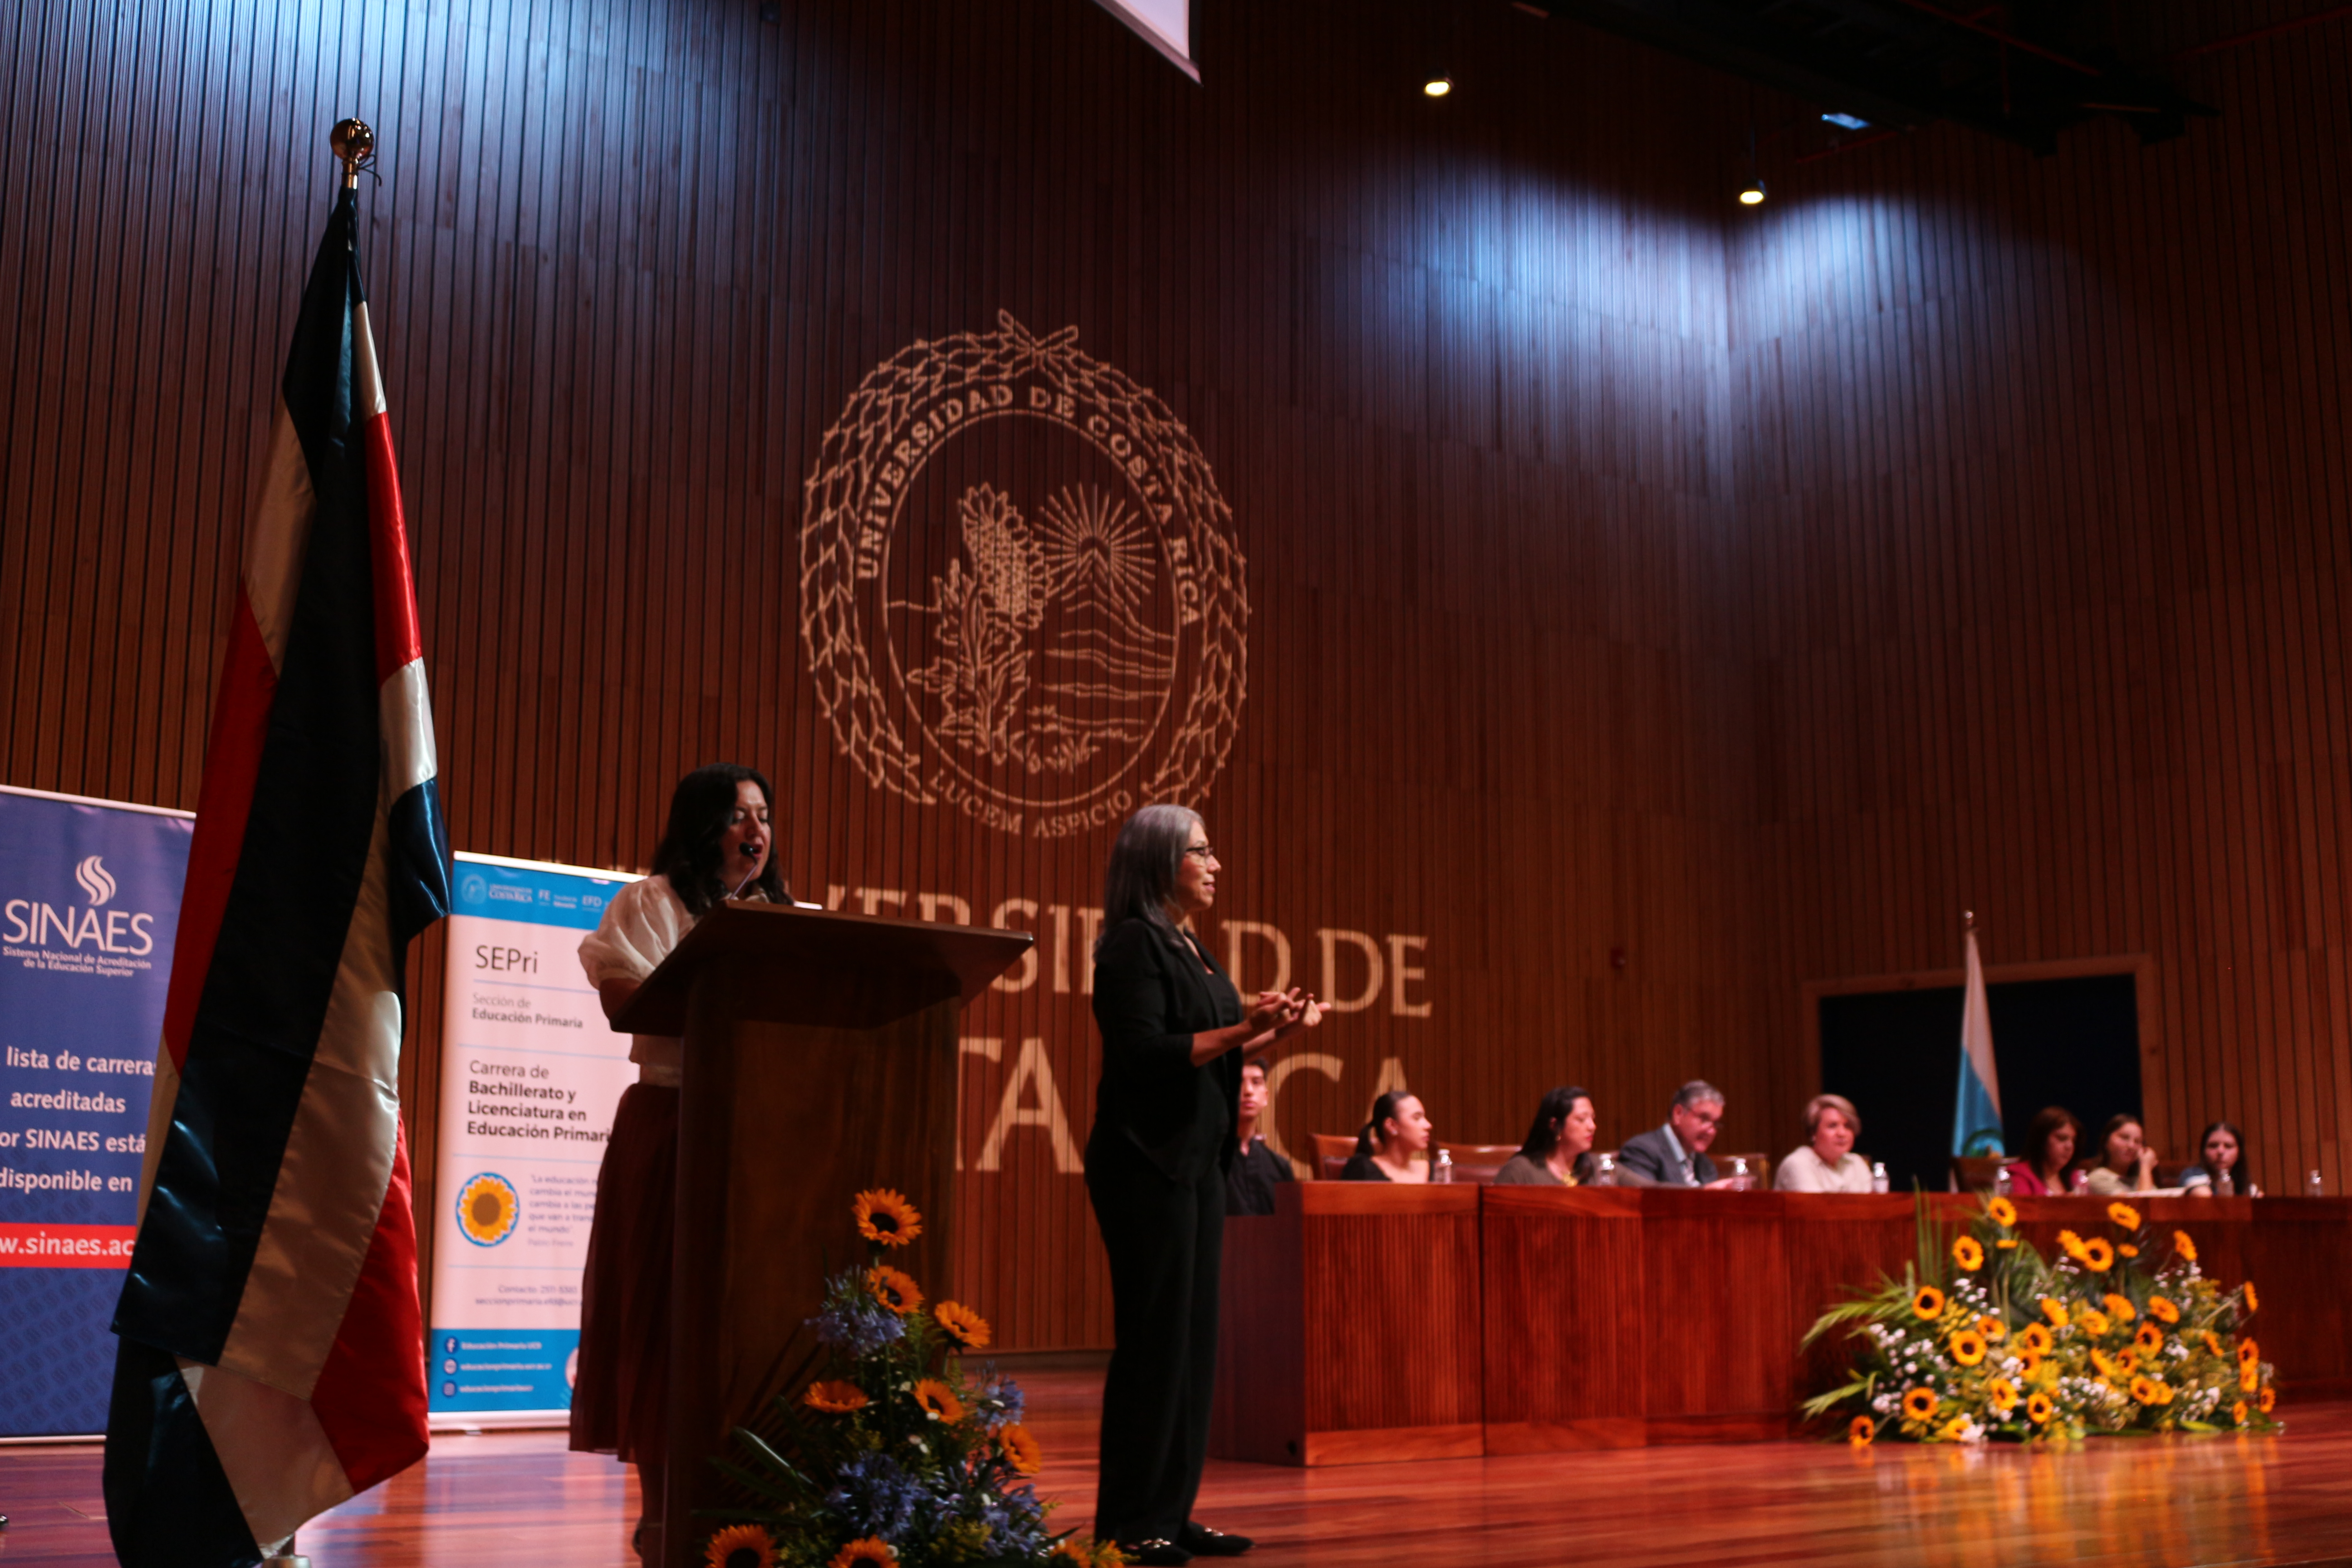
left=571, top=764, right=787, bottom=1562
left=1087, top=805, right=1322, bottom=1564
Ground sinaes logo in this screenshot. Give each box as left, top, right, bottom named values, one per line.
left=5, top=856, right=155, bottom=956
left=75, top=856, right=117, bottom=906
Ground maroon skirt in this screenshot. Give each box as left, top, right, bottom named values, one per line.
left=570, top=1082, right=677, bottom=1470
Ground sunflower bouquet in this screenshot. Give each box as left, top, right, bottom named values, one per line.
left=1802, top=1194, right=2278, bottom=1446
left=700, top=1189, right=1122, bottom=1568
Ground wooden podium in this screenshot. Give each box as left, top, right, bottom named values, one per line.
left=613, top=901, right=1032, bottom=1568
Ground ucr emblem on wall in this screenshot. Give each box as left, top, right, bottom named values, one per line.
left=802, top=314, right=1248, bottom=838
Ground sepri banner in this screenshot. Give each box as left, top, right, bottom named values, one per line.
left=429, top=851, right=638, bottom=1424
left=0, top=785, right=193, bottom=1436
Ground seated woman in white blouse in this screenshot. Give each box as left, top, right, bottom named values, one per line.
left=1774, top=1093, right=1874, bottom=1193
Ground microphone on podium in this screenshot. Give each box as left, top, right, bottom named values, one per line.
left=725, top=841, right=762, bottom=902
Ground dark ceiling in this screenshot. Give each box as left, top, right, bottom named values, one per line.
left=1522, top=0, right=2219, bottom=153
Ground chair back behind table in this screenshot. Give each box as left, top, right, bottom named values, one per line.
left=1305, top=1135, right=1520, bottom=1183
left=1950, top=1154, right=2004, bottom=1192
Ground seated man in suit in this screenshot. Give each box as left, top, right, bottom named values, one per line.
left=1616, top=1080, right=1738, bottom=1189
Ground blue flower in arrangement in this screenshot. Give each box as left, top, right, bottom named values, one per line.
left=826, top=1451, right=922, bottom=1540
left=971, top=1371, right=1027, bottom=1429
left=808, top=1274, right=907, bottom=1358
left=708, top=1190, right=1123, bottom=1568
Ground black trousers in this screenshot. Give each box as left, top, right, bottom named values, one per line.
left=1086, top=1136, right=1225, bottom=1544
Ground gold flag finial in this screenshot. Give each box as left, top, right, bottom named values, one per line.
left=329, top=119, right=375, bottom=189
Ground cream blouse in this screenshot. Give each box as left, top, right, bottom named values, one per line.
left=577, top=876, right=764, bottom=1086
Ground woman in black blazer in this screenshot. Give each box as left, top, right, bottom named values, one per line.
left=1088, top=805, right=1321, bottom=1564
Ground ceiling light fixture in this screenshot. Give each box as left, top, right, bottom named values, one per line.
left=1424, top=74, right=1454, bottom=98
left=1821, top=111, right=1869, bottom=130
left=1739, top=176, right=1766, bottom=206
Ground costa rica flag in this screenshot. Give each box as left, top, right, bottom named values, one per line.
left=103, top=179, right=450, bottom=1566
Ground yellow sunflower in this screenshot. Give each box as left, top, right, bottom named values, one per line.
left=1976, top=1315, right=2007, bottom=1342
left=999, top=1421, right=1044, bottom=1475
left=2243, top=1281, right=2260, bottom=1313
left=1951, top=1236, right=1985, bottom=1272
left=2081, top=1237, right=2116, bottom=1273
left=2078, top=1308, right=2112, bottom=1339
left=2118, top=1243, right=2141, bottom=1258
left=804, top=1380, right=870, bottom=1415
left=829, top=1540, right=896, bottom=1568
left=2040, top=1297, right=2070, bottom=1329
left=853, top=1189, right=924, bottom=1249
left=1848, top=1415, right=1876, bottom=1448
left=1988, top=1196, right=2019, bottom=1228
left=1950, top=1329, right=1988, bottom=1366
left=1997, top=1238, right=2020, bottom=1250
left=2113, top=1349, right=2138, bottom=1376
left=1989, top=1378, right=2020, bottom=1415
left=2091, top=1349, right=2123, bottom=1382
left=866, top=1264, right=924, bottom=1316
left=1939, top=1415, right=1971, bottom=1441
left=2102, top=1293, right=2136, bottom=1323
left=911, top=1378, right=965, bottom=1423
left=2232, top=1399, right=2249, bottom=1426
left=2129, top=1375, right=2163, bottom=1406
left=2200, top=1330, right=2225, bottom=1357
left=2239, top=1362, right=2261, bottom=1394
left=2260, top=1386, right=2277, bottom=1413
left=2026, top=1392, right=2056, bottom=1425
left=707, top=1524, right=779, bottom=1568
left=1902, top=1387, right=1939, bottom=1422
left=933, top=1300, right=994, bottom=1350
left=2173, top=1230, right=2198, bottom=1264
left=2133, top=1323, right=2165, bottom=1356
left=2107, top=1200, right=2141, bottom=1231
left=2148, top=1294, right=2180, bottom=1325
left=2057, top=1229, right=2089, bottom=1261
left=2019, top=1323, right=2054, bottom=1354
left=2015, top=1346, right=2045, bottom=1377
left=2238, top=1336, right=2261, bottom=1368
left=1911, top=1285, right=1946, bottom=1321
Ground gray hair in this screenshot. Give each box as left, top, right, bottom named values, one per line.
left=1097, top=804, right=1203, bottom=954
left=1673, top=1079, right=1725, bottom=1112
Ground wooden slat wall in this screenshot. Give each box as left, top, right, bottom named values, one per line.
left=1729, top=5, right=2352, bottom=1203
left=5, top=0, right=2344, bottom=1348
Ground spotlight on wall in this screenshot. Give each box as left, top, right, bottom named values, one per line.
left=1738, top=176, right=1766, bottom=206
left=1821, top=111, right=1870, bottom=131
left=1424, top=74, right=1454, bottom=98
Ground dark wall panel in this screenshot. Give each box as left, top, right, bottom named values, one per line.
left=3, top=0, right=1771, bottom=1347
left=1730, top=6, right=2352, bottom=1205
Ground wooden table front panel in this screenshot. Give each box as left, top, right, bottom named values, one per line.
left=1296, top=1184, right=1483, bottom=1462
left=1638, top=1189, right=1792, bottom=1440
left=1210, top=1182, right=1482, bottom=1466
left=1480, top=1186, right=1646, bottom=1450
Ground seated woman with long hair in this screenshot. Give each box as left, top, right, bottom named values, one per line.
left=1339, top=1091, right=1431, bottom=1182
left=2000, top=1106, right=2082, bottom=1196
left=2180, top=1120, right=2257, bottom=1197
left=2082, top=1112, right=2159, bottom=1196
left=1493, top=1086, right=1598, bottom=1186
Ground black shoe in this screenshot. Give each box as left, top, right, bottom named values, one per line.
left=1117, top=1539, right=1194, bottom=1566
left=1181, top=1523, right=1253, bottom=1557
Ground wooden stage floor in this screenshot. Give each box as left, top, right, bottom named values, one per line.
left=5, top=1368, right=2350, bottom=1567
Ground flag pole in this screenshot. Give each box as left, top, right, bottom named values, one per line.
left=253, top=114, right=377, bottom=1568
